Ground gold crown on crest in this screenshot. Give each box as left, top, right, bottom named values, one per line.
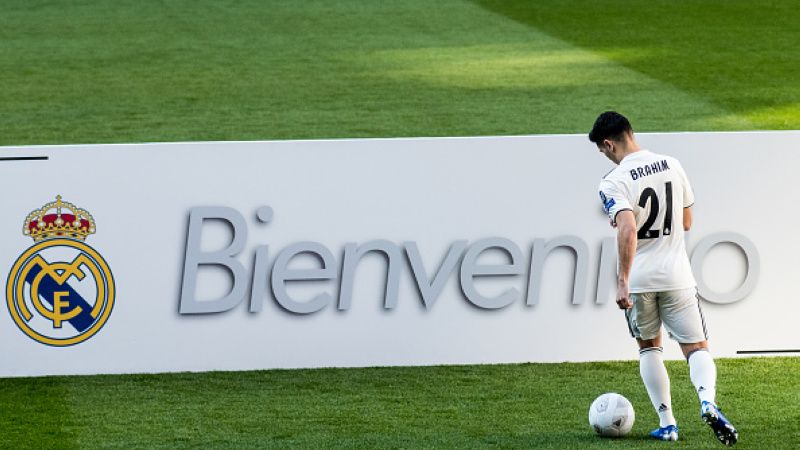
left=24, top=196, right=96, bottom=242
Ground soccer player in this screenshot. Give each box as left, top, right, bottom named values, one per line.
left=589, top=111, right=738, bottom=446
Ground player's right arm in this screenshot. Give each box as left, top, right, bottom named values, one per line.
left=615, top=210, right=637, bottom=310
left=598, top=177, right=636, bottom=309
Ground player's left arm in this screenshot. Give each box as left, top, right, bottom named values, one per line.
left=677, top=159, right=695, bottom=231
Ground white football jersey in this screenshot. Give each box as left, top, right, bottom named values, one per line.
left=598, top=150, right=696, bottom=293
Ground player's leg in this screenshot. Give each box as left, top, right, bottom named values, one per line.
left=682, top=343, right=736, bottom=446
left=637, top=337, right=679, bottom=441
left=661, top=289, right=738, bottom=446
left=681, top=342, right=716, bottom=405
left=628, top=292, right=678, bottom=441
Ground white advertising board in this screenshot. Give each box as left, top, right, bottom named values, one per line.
left=0, top=132, right=795, bottom=377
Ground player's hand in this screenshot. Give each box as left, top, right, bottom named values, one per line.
left=616, top=281, right=632, bottom=309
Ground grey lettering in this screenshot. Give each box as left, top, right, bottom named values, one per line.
left=526, top=236, right=589, bottom=306
left=595, top=237, right=617, bottom=304
left=339, top=240, right=403, bottom=310
left=460, top=238, right=524, bottom=309
left=405, top=241, right=467, bottom=309
left=272, top=242, right=337, bottom=314
left=249, top=245, right=270, bottom=312
left=179, top=207, right=248, bottom=314
left=177, top=206, right=759, bottom=315
left=691, top=232, right=759, bottom=304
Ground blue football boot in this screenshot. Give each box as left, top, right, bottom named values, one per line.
left=649, top=424, right=679, bottom=441
left=701, top=401, right=738, bottom=446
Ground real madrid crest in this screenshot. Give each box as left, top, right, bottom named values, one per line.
left=6, top=196, right=115, bottom=346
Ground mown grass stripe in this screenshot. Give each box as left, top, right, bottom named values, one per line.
left=474, top=0, right=800, bottom=130
left=0, top=376, right=79, bottom=450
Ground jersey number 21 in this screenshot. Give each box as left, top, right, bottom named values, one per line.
left=638, top=181, right=673, bottom=239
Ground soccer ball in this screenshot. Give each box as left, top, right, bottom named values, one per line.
left=588, top=393, right=635, bottom=437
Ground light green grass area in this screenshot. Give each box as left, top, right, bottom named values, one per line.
left=1, top=0, right=798, bottom=145
left=0, top=358, right=798, bottom=449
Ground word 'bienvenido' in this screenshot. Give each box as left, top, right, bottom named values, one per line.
left=178, top=206, right=759, bottom=315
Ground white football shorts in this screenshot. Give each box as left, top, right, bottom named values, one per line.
left=625, top=288, right=708, bottom=343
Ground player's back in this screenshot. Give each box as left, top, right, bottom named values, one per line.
left=600, top=150, right=696, bottom=293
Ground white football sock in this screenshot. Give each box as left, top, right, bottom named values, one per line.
left=639, top=347, right=676, bottom=427
left=688, top=349, right=717, bottom=404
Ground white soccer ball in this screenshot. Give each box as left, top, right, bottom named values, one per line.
left=588, top=392, right=635, bottom=437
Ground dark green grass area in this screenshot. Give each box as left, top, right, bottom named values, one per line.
left=1, top=0, right=798, bottom=146
left=0, top=358, right=797, bottom=449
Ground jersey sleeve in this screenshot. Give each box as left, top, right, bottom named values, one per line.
left=598, top=178, right=632, bottom=225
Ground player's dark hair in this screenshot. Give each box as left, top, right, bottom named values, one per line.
left=588, top=111, right=633, bottom=144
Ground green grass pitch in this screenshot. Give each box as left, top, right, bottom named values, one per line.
left=1, top=358, right=798, bottom=449
left=1, top=0, right=799, bottom=448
